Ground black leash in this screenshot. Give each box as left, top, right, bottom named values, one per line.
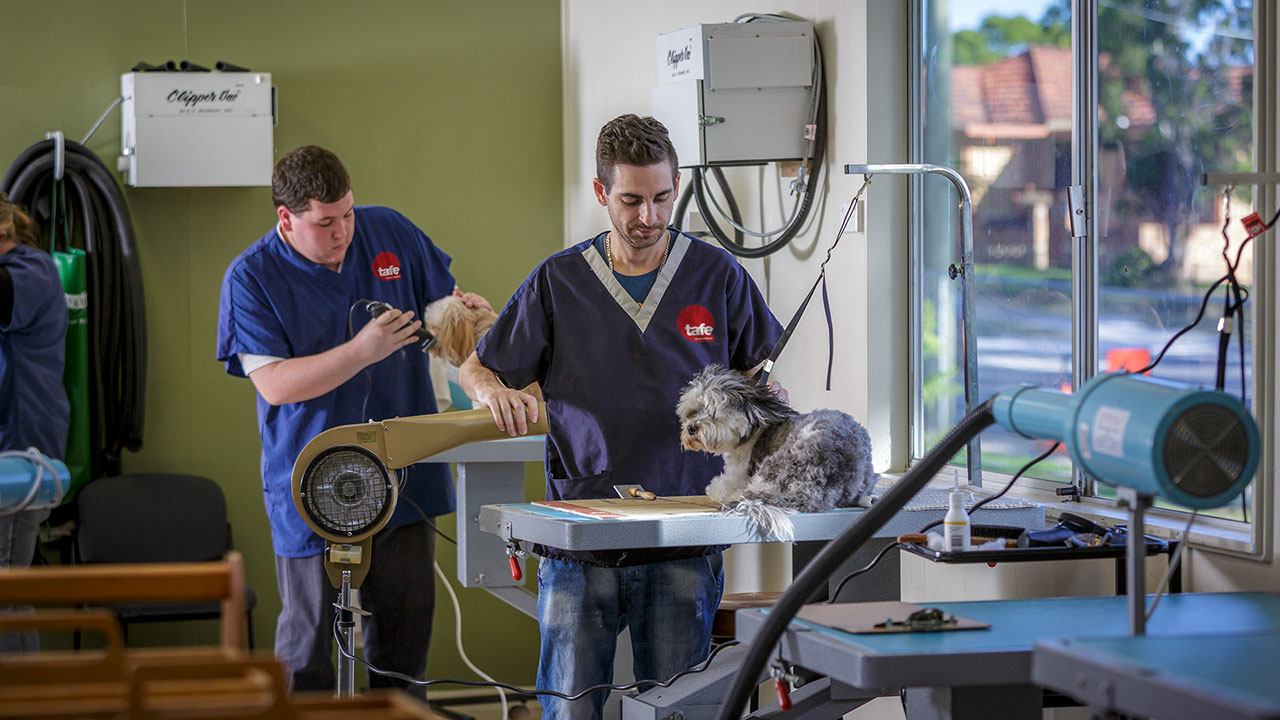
left=759, top=176, right=871, bottom=389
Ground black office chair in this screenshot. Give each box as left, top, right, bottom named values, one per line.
left=72, top=473, right=257, bottom=648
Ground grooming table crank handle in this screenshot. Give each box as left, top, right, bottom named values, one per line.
left=771, top=662, right=793, bottom=711
left=506, top=540, right=525, bottom=581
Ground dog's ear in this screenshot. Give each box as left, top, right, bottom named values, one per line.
left=446, top=319, right=476, bottom=367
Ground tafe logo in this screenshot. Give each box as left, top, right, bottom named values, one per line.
left=372, top=251, right=402, bottom=281
left=677, top=305, right=715, bottom=342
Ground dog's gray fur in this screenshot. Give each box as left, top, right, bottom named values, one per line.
left=676, top=365, right=878, bottom=540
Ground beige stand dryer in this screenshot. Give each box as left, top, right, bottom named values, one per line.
left=288, top=405, right=549, bottom=697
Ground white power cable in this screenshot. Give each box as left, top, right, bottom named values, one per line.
left=432, top=559, right=508, bottom=718
left=81, top=97, right=123, bottom=145
left=1145, top=510, right=1198, bottom=622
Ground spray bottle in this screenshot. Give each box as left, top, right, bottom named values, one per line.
left=944, top=489, right=971, bottom=552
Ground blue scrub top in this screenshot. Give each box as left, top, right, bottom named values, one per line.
left=477, top=231, right=782, bottom=565
left=0, top=244, right=69, bottom=460
left=217, top=206, right=457, bottom=557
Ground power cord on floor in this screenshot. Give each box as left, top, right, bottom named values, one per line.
left=331, top=616, right=740, bottom=702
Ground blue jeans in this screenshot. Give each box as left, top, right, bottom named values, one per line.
left=0, top=507, right=50, bottom=652
left=535, top=553, right=724, bottom=720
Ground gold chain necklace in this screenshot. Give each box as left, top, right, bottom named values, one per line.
left=606, top=230, right=672, bottom=275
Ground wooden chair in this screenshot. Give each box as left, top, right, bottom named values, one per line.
left=0, top=552, right=434, bottom=718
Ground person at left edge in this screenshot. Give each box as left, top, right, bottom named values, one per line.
left=215, top=145, right=492, bottom=695
left=0, top=190, right=70, bottom=653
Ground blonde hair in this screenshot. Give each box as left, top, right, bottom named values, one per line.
left=0, top=191, right=39, bottom=248
left=424, top=295, right=498, bottom=367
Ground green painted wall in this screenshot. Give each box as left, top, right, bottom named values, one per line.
left=1, top=0, right=562, bottom=685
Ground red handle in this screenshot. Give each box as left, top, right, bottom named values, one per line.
left=775, top=678, right=792, bottom=711
left=509, top=556, right=523, bottom=581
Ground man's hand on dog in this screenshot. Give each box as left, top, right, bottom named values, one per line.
left=767, top=381, right=789, bottom=405
left=453, top=289, right=493, bottom=313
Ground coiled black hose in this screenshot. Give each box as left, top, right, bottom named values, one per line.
left=2, top=139, right=146, bottom=475
left=714, top=397, right=997, bottom=719
left=692, top=37, right=828, bottom=259
left=672, top=168, right=745, bottom=246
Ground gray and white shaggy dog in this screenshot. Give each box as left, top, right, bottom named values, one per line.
left=676, top=365, right=878, bottom=541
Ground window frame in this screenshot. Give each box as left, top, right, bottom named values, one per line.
left=907, top=0, right=1277, bottom=558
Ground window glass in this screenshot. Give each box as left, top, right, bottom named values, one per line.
left=920, top=0, right=1074, bottom=482
left=1095, top=0, right=1254, bottom=520
left=917, top=0, right=1256, bottom=519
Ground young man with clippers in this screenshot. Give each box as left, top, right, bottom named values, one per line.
left=217, top=145, right=490, bottom=695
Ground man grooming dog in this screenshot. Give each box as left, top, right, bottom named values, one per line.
left=460, top=114, right=784, bottom=720
left=677, top=365, right=878, bottom=541
left=216, top=145, right=492, bottom=695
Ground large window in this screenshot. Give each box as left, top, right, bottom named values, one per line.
left=915, top=0, right=1261, bottom=523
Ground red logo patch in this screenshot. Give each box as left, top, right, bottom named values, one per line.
left=677, top=305, right=715, bottom=342
left=372, top=251, right=402, bottom=281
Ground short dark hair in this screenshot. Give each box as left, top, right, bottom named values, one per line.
left=271, top=145, right=351, bottom=214
left=595, top=114, right=678, bottom=191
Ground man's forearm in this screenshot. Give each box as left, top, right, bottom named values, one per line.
left=459, top=352, right=505, bottom=404
left=250, top=342, right=367, bottom=406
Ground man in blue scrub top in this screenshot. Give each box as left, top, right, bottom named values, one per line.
left=217, top=146, right=491, bottom=695
left=460, top=115, right=784, bottom=719
left=0, top=191, right=70, bottom=653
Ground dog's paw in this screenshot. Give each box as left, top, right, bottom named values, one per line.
left=705, top=474, right=745, bottom=505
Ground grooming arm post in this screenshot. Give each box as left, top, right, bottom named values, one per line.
left=845, top=163, right=982, bottom=485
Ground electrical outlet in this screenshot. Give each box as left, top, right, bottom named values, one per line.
left=838, top=199, right=865, bottom=233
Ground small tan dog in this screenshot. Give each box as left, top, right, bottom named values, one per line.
left=424, top=294, right=498, bottom=367
left=424, top=295, right=542, bottom=399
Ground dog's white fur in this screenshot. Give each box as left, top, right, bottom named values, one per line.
left=676, top=365, right=878, bottom=541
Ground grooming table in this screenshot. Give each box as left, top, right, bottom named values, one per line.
left=423, top=435, right=548, bottom=617
left=1033, top=632, right=1280, bottom=720
left=732, top=592, right=1280, bottom=720
left=479, top=487, right=1044, bottom=550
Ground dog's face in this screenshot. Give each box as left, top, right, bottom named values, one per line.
left=424, top=295, right=497, bottom=367
left=676, top=365, right=792, bottom=455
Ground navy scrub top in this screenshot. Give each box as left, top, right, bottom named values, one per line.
left=217, top=206, right=456, bottom=557
left=0, top=244, right=69, bottom=459
left=477, top=230, right=782, bottom=566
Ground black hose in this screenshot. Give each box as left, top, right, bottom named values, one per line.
left=693, top=36, right=828, bottom=259
left=672, top=170, right=744, bottom=245
left=3, top=139, right=146, bottom=475
left=672, top=183, right=694, bottom=234
left=714, top=397, right=998, bottom=720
